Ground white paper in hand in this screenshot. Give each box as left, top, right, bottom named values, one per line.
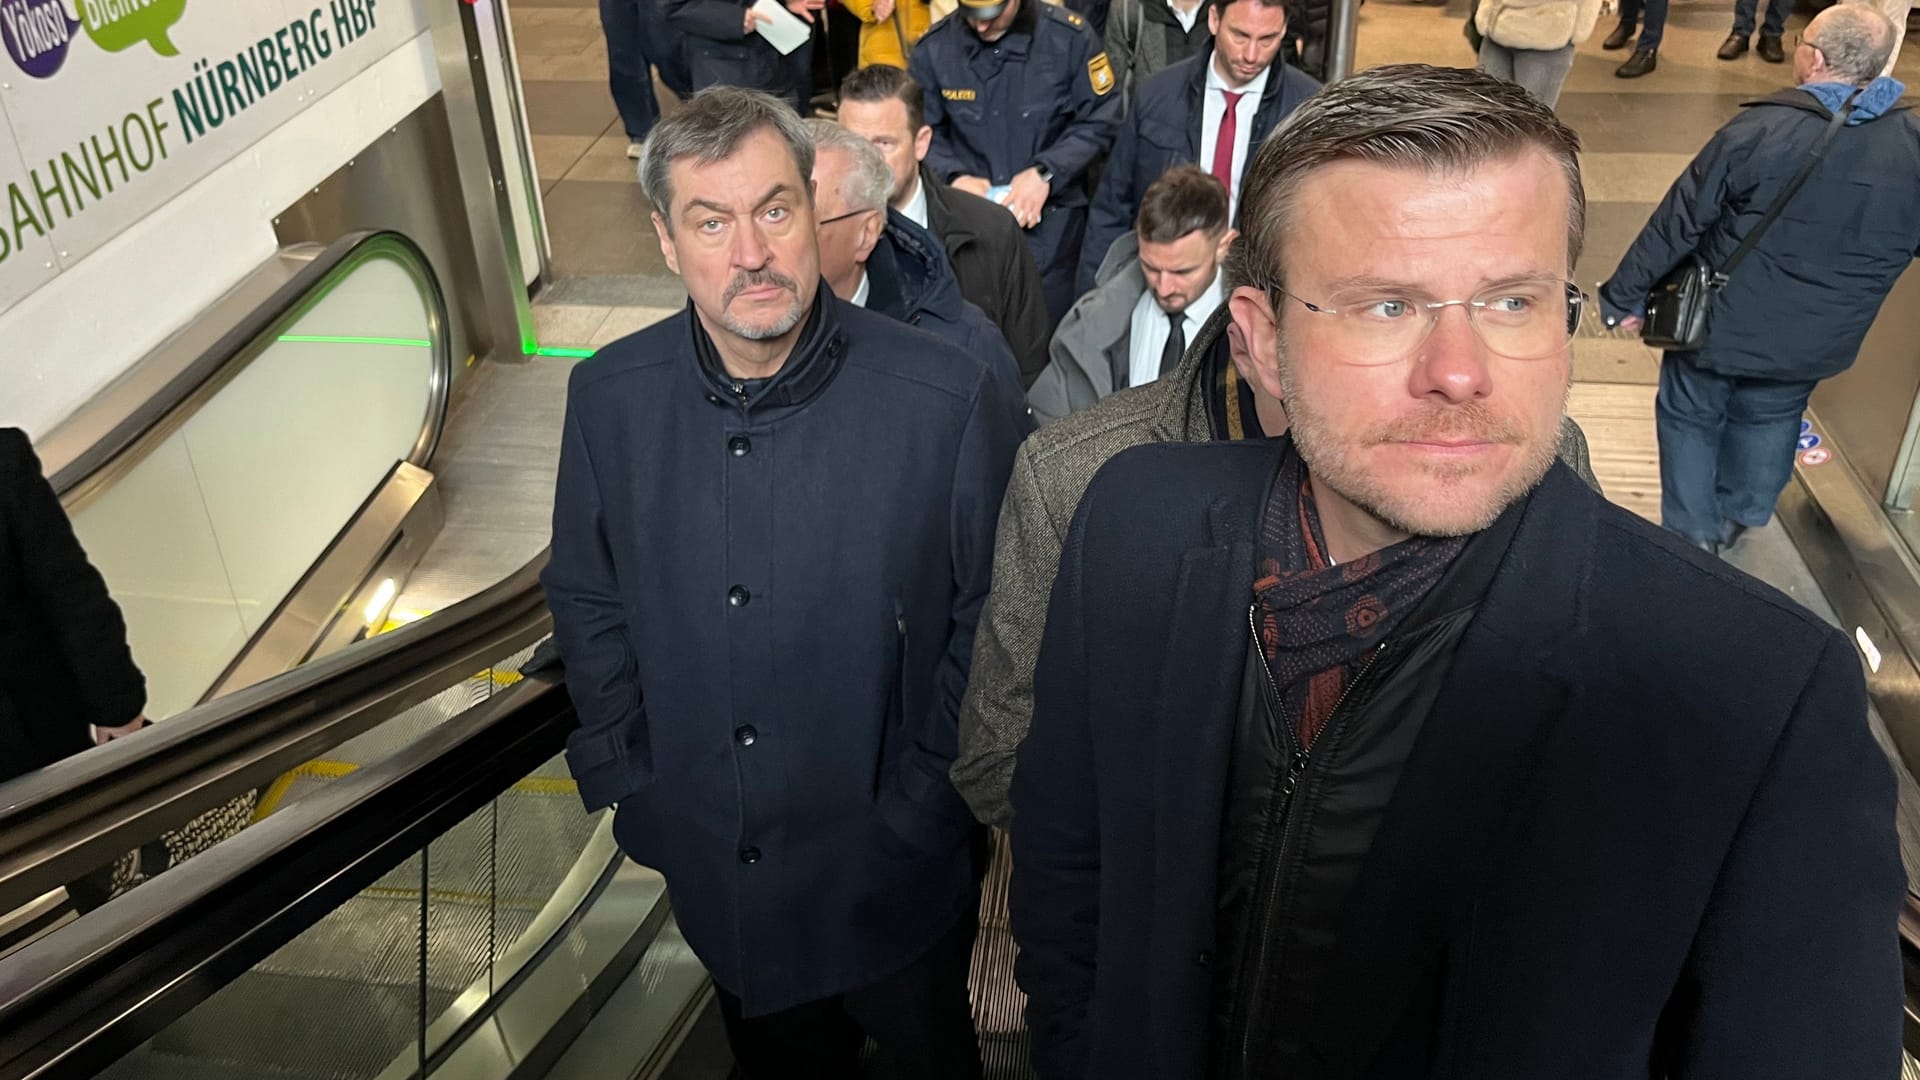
left=750, top=0, right=811, bottom=55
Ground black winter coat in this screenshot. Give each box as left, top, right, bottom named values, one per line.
left=543, top=293, right=1027, bottom=1016
left=1081, top=51, right=1319, bottom=294
left=1012, top=438, right=1901, bottom=1080
left=0, top=428, right=144, bottom=784
left=1601, top=88, right=1920, bottom=380
left=871, top=210, right=1029, bottom=408
left=920, top=169, right=1054, bottom=389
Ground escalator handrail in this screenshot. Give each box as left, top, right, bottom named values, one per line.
left=0, top=673, right=578, bottom=1080
left=48, top=229, right=453, bottom=499
left=0, top=549, right=554, bottom=914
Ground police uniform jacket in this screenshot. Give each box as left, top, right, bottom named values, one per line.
left=909, top=2, right=1123, bottom=211
left=542, top=290, right=1025, bottom=1016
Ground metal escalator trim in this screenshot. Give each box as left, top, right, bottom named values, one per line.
left=0, top=550, right=553, bottom=915
left=48, top=230, right=453, bottom=504
left=0, top=674, right=578, bottom=1080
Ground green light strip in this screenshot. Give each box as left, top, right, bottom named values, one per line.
left=534, top=346, right=596, bottom=358
left=278, top=334, right=432, bottom=348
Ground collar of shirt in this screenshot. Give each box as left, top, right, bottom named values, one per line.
left=900, top=175, right=930, bottom=231
left=1205, top=53, right=1272, bottom=101
left=1167, top=0, right=1203, bottom=32
left=1127, top=266, right=1225, bottom=389
left=851, top=270, right=872, bottom=309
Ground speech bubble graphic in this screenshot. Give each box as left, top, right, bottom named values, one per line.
left=0, top=0, right=80, bottom=78
left=75, top=0, right=184, bottom=58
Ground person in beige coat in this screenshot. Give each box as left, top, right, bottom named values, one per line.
left=1475, top=0, right=1602, bottom=106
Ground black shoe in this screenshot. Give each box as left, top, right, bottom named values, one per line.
left=1758, top=32, right=1786, bottom=62
left=1602, top=21, right=1637, bottom=49
left=1718, top=521, right=1750, bottom=550
left=1716, top=32, right=1749, bottom=59
left=1616, top=46, right=1658, bottom=77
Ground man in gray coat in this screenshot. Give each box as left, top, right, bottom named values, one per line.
left=1030, top=166, right=1235, bottom=424
left=953, top=313, right=1602, bottom=828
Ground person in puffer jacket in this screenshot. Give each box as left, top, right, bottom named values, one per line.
left=1475, top=0, right=1601, bottom=107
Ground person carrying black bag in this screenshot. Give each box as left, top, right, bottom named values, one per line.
left=1599, top=3, right=1920, bottom=555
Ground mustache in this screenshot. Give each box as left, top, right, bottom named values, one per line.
left=724, top=270, right=799, bottom=305
left=1369, top=401, right=1525, bottom=445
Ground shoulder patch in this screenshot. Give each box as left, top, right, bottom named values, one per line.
left=1064, top=8, right=1085, bottom=25
left=1088, top=51, right=1114, bottom=96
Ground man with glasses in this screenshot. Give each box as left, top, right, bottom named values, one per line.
left=1008, top=64, right=1900, bottom=1079
left=805, top=117, right=1028, bottom=403
left=1602, top=3, right=1920, bottom=555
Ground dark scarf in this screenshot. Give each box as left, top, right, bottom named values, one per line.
left=1204, top=332, right=1266, bottom=441
left=1254, top=438, right=1466, bottom=750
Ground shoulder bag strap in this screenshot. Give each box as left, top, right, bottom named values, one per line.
left=1713, top=88, right=1860, bottom=288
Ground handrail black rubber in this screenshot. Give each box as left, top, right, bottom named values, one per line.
left=0, top=550, right=553, bottom=914
left=0, top=673, right=577, bottom=1080
left=48, top=229, right=452, bottom=497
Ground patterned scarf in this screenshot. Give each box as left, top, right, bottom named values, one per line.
left=1254, top=440, right=1467, bottom=750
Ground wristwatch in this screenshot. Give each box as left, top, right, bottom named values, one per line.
left=1033, top=162, right=1055, bottom=185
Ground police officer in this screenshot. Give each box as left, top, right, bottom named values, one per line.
left=667, top=0, right=823, bottom=113
left=910, top=0, right=1123, bottom=325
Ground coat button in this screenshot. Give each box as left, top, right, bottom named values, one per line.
left=728, top=585, right=751, bottom=607
left=705, top=393, right=723, bottom=405
left=739, top=846, right=762, bottom=864
left=735, top=726, right=758, bottom=746
left=729, top=436, right=752, bottom=456
left=895, top=615, right=907, bottom=635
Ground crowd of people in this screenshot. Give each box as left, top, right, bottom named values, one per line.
left=550, top=0, right=1920, bottom=1077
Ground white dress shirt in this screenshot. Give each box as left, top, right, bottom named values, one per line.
left=899, top=174, right=930, bottom=230
left=1168, top=0, right=1203, bottom=32
left=851, top=270, right=871, bottom=309
left=1199, top=58, right=1270, bottom=219
left=1127, top=268, right=1224, bottom=389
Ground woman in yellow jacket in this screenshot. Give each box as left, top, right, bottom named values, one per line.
left=841, top=0, right=934, bottom=68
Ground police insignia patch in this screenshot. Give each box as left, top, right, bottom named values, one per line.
left=1088, top=51, right=1114, bottom=95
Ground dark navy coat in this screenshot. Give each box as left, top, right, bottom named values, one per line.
left=1012, top=441, right=1901, bottom=1079
left=1600, top=87, right=1920, bottom=381
left=910, top=1, right=1123, bottom=321
left=1081, top=49, right=1318, bottom=294
left=665, top=0, right=810, bottom=110
left=869, top=209, right=1028, bottom=416
left=544, top=292, right=1025, bottom=1015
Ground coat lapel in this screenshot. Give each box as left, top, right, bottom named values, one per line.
left=1302, top=466, right=1599, bottom=1077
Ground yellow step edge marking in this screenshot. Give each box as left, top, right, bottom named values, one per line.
left=252, top=760, right=579, bottom=821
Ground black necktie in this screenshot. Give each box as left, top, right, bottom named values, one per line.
left=1160, top=311, right=1186, bottom=376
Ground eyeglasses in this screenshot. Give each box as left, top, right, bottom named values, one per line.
left=1271, top=279, right=1587, bottom=365
left=817, top=207, right=877, bottom=228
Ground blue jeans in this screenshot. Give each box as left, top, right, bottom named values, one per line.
left=1731, top=0, right=1791, bottom=37
left=1655, top=354, right=1819, bottom=545
left=600, top=0, right=690, bottom=142
left=1616, top=0, right=1669, bottom=49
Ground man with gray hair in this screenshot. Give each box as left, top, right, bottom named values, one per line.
left=1603, top=3, right=1920, bottom=556
left=545, top=86, right=1021, bottom=1078
left=1011, top=64, right=1900, bottom=1078
left=805, top=117, right=1028, bottom=403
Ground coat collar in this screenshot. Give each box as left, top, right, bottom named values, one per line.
left=1301, top=463, right=1598, bottom=1075
left=917, top=167, right=975, bottom=247
left=689, top=285, right=849, bottom=415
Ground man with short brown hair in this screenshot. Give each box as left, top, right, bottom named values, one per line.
left=1009, top=64, right=1900, bottom=1079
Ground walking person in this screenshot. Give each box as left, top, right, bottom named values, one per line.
left=1476, top=0, right=1603, bottom=106
left=602, top=0, right=691, bottom=157
left=1601, top=4, right=1920, bottom=553
left=544, top=87, right=1023, bottom=1077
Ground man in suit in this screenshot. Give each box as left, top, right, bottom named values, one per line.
left=544, top=87, right=1023, bottom=1078
left=837, top=64, right=1053, bottom=387
left=1010, top=64, right=1902, bottom=1079
left=1080, top=0, right=1318, bottom=295
left=1, top=428, right=147, bottom=911
left=666, top=0, right=823, bottom=112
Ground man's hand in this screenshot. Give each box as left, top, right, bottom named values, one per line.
left=94, top=716, right=148, bottom=745
left=1005, top=167, right=1050, bottom=229
left=874, top=0, right=895, bottom=20
left=952, top=175, right=993, bottom=198
left=746, top=7, right=770, bottom=31
left=786, top=0, right=825, bottom=22
left=1615, top=315, right=1644, bottom=334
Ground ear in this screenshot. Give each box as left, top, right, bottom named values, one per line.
left=652, top=211, right=680, bottom=277
left=1216, top=227, right=1238, bottom=265
left=914, top=125, right=933, bottom=164
left=854, top=210, right=885, bottom=264
left=1227, top=284, right=1286, bottom=405
left=1208, top=2, right=1221, bottom=34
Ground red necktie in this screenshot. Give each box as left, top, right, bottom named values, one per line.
left=1211, top=90, right=1244, bottom=195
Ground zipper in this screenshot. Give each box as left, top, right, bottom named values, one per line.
left=1232, top=603, right=1390, bottom=1077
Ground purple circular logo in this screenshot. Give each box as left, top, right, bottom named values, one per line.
left=1, top=0, right=80, bottom=79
